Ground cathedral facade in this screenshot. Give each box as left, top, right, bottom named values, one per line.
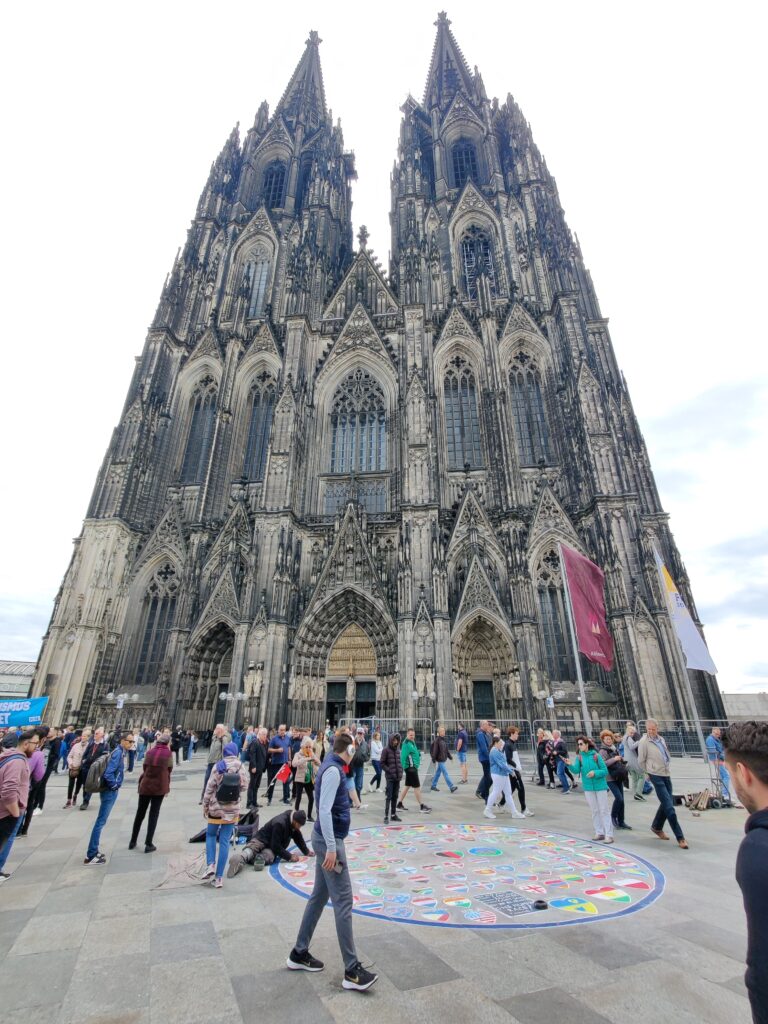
left=33, top=15, right=724, bottom=733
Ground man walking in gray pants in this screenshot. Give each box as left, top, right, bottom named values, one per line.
left=286, top=732, right=378, bottom=992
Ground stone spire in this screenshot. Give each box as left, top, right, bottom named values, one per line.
left=274, top=29, right=328, bottom=129
left=423, top=11, right=476, bottom=110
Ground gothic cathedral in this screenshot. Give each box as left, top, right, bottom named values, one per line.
left=33, top=15, right=724, bottom=733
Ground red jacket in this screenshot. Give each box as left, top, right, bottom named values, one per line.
left=0, top=747, right=31, bottom=819
left=137, top=744, right=173, bottom=797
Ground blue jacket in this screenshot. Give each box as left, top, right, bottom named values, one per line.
left=102, top=747, right=125, bottom=791
left=706, top=734, right=724, bottom=762
left=490, top=747, right=513, bottom=777
left=476, top=729, right=491, bottom=764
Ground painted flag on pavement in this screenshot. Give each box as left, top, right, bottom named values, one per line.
left=653, top=547, right=717, bottom=674
left=560, top=544, right=614, bottom=671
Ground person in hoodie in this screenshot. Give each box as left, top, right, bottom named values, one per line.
left=84, top=732, right=135, bottom=865
left=0, top=731, right=37, bottom=880
left=17, top=727, right=48, bottom=837
left=202, top=741, right=249, bottom=888
left=380, top=732, right=404, bottom=823
left=429, top=727, right=457, bottom=793
left=723, top=721, right=768, bottom=1024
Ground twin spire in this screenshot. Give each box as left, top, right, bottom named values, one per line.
left=274, top=28, right=328, bottom=127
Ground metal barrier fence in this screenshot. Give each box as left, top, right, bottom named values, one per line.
left=338, top=716, right=435, bottom=753
left=436, top=718, right=537, bottom=770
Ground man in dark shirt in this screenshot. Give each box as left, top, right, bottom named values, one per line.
left=723, top=721, right=768, bottom=1024
left=247, top=728, right=269, bottom=808
left=226, top=808, right=313, bottom=876
left=267, top=724, right=292, bottom=805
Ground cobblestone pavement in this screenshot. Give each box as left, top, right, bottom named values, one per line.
left=0, top=756, right=753, bottom=1023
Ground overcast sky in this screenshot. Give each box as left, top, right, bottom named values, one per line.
left=1, top=1, right=766, bottom=697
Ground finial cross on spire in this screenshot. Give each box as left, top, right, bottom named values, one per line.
left=307, top=30, right=322, bottom=47
left=435, top=11, right=451, bottom=26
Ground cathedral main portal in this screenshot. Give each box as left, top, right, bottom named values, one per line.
left=325, top=623, right=377, bottom=726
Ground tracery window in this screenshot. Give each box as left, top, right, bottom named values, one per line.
left=242, top=371, right=276, bottom=481
left=242, top=247, right=271, bottom=319
left=509, top=353, right=552, bottom=466
left=329, top=369, right=387, bottom=474
left=460, top=226, right=496, bottom=300
left=452, top=138, right=479, bottom=188
left=263, top=161, right=286, bottom=209
left=443, top=355, right=482, bottom=470
left=135, top=563, right=178, bottom=687
left=536, top=549, right=575, bottom=683
left=180, top=375, right=217, bottom=484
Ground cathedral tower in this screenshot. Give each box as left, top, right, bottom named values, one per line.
left=34, top=17, right=723, bottom=734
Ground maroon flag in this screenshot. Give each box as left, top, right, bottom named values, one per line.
left=560, top=544, right=614, bottom=671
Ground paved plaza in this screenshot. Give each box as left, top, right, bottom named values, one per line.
left=0, top=755, right=754, bottom=1024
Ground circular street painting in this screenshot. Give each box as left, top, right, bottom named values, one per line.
left=271, top=822, right=665, bottom=929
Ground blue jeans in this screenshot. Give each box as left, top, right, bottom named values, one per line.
left=370, top=760, right=382, bottom=789
left=353, top=765, right=364, bottom=798
left=649, top=774, right=684, bottom=841
left=476, top=761, right=492, bottom=800
left=0, top=814, right=23, bottom=871
left=607, top=779, right=625, bottom=824
left=431, top=762, right=455, bottom=789
left=206, top=823, right=235, bottom=878
left=556, top=759, right=571, bottom=792
left=86, top=789, right=119, bottom=859
left=713, top=762, right=731, bottom=801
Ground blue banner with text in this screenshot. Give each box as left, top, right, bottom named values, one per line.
left=0, top=697, right=49, bottom=728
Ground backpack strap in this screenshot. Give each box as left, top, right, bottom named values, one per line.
left=0, top=753, right=27, bottom=772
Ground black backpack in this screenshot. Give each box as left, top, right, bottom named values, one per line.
left=215, top=769, right=241, bottom=803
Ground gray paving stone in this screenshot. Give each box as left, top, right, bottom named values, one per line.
left=91, top=892, right=152, bottom=919
left=150, top=956, right=242, bottom=1024
left=548, top=921, right=659, bottom=969
left=233, top=969, right=337, bottom=1022
left=9, top=909, right=90, bottom=955
left=59, top=952, right=151, bottom=1024
left=358, top=927, right=460, bottom=990
left=150, top=919, right=220, bottom=963
left=79, top=913, right=150, bottom=960
left=0, top=949, right=78, bottom=1009
left=0, top=910, right=31, bottom=954
left=498, top=986, right=612, bottom=1023
left=0, top=880, right=50, bottom=909
left=34, top=883, right=101, bottom=915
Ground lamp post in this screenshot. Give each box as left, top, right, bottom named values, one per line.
left=222, top=691, right=246, bottom=729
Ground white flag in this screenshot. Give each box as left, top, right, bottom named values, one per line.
left=653, top=548, right=717, bottom=674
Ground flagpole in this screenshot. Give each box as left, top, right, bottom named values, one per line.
left=558, top=543, right=593, bottom=738
left=651, top=548, right=709, bottom=763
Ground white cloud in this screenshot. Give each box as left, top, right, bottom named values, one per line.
left=1, top=1, right=766, bottom=696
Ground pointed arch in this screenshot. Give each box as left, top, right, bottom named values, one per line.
left=242, top=369, right=277, bottom=480
left=509, top=350, right=552, bottom=466
left=443, top=354, right=482, bottom=469
left=180, top=373, right=218, bottom=484
left=329, top=368, right=388, bottom=475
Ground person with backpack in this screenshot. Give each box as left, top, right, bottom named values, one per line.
left=565, top=735, right=614, bottom=843
left=0, top=731, right=37, bottom=879
left=202, top=741, right=249, bottom=888
left=84, top=732, right=134, bottom=865
left=380, top=732, right=403, bottom=823
left=598, top=728, right=631, bottom=831
left=351, top=729, right=369, bottom=802
left=129, top=732, right=173, bottom=852
left=79, top=728, right=108, bottom=809
left=17, top=727, right=48, bottom=837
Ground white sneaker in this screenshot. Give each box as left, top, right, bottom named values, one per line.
left=603, top=836, right=615, bottom=844
left=524, top=809, right=535, bottom=817
left=32, top=808, right=42, bottom=816
left=355, top=804, right=368, bottom=811
left=510, top=810, right=526, bottom=819
left=483, top=809, right=497, bottom=819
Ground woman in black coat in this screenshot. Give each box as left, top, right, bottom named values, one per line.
left=380, top=733, right=403, bottom=825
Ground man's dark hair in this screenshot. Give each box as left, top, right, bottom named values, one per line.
left=18, top=730, right=36, bottom=745
left=723, top=721, right=768, bottom=786
left=332, top=732, right=354, bottom=754
left=292, top=809, right=307, bottom=827
left=508, top=725, right=520, bottom=736
left=2, top=732, right=20, bottom=748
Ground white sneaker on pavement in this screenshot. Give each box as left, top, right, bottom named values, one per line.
left=483, top=809, right=497, bottom=819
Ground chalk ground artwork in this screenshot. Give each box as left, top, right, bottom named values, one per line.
left=271, top=822, right=665, bottom=929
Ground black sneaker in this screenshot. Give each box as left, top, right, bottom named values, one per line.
left=420, top=804, right=432, bottom=814
left=287, top=948, right=324, bottom=972
left=390, top=814, right=402, bottom=822
left=383, top=816, right=389, bottom=824
left=84, top=853, right=106, bottom=865
left=343, top=961, right=378, bottom=991
left=396, top=802, right=408, bottom=811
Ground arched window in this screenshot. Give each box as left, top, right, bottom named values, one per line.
left=263, top=161, right=286, bottom=209
left=243, top=253, right=270, bottom=318
left=329, top=369, right=387, bottom=474
left=180, top=375, right=217, bottom=484
left=443, top=355, right=482, bottom=470
left=243, top=371, right=276, bottom=481
left=536, top=549, right=575, bottom=683
left=452, top=138, right=479, bottom=188
left=460, top=226, right=496, bottom=300
left=509, top=353, right=552, bottom=465
left=135, top=563, right=178, bottom=687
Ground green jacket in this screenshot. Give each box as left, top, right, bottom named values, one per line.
left=568, top=750, right=609, bottom=791
left=401, top=738, right=420, bottom=770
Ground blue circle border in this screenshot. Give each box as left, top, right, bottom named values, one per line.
left=269, top=823, right=666, bottom=930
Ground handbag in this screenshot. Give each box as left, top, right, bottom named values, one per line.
left=69, top=766, right=80, bottom=778
left=642, top=779, right=653, bottom=795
